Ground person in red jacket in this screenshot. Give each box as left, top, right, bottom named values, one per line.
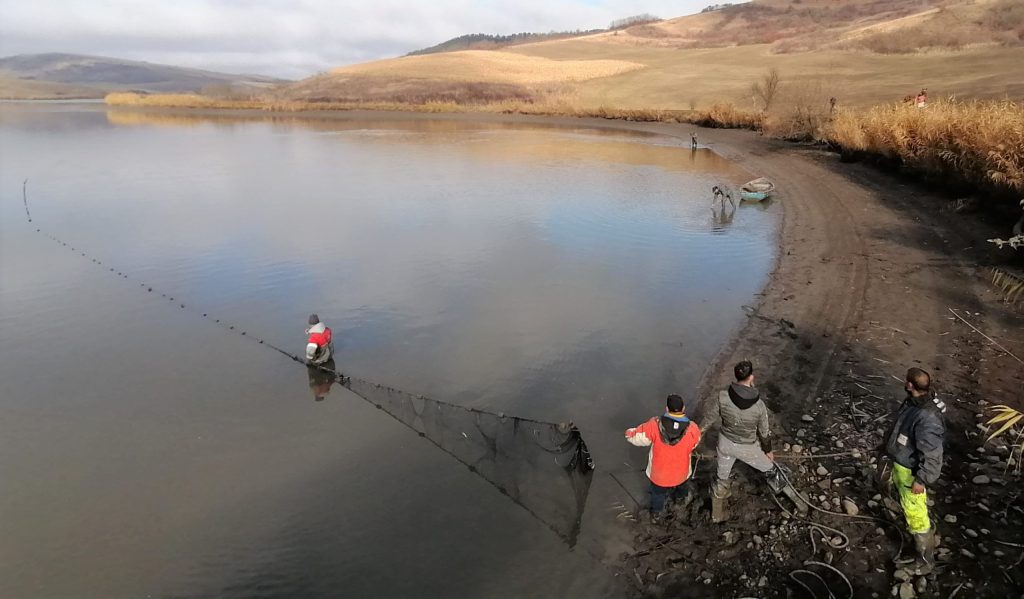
left=625, top=394, right=702, bottom=523
left=305, top=313, right=334, bottom=365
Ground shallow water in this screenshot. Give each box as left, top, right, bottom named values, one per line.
left=0, top=104, right=778, bottom=597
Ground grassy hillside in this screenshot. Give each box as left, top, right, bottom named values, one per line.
left=271, top=0, right=1022, bottom=110
left=0, top=53, right=284, bottom=99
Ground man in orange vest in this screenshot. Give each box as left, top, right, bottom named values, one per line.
left=625, top=394, right=702, bottom=523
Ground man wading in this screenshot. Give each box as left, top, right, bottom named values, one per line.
left=886, top=367, right=945, bottom=575
left=305, top=314, right=334, bottom=365
left=625, top=394, right=702, bottom=524
left=702, top=361, right=806, bottom=522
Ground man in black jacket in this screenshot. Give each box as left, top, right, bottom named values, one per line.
left=885, top=367, right=945, bottom=575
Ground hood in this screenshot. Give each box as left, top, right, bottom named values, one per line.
left=307, top=322, right=326, bottom=335
left=727, top=382, right=760, bottom=410
left=658, top=413, right=689, bottom=445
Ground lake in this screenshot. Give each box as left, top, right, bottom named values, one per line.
left=0, top=104, right=777, bottom=598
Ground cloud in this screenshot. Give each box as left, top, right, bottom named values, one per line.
left=0, top=0, right=709, bottom=79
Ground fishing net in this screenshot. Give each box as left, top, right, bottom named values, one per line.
left=334, top=373, right=594, bottom=546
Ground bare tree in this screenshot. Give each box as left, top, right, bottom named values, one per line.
left=750, top=68, right=782, bottom=112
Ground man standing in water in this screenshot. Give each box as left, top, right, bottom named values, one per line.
left=305, top=314, right=334, bottom=365
left=625, top=394, right=702, bottom=524
left=885, top=367, right=945, bottom=575
left=702, top=360, right=807, bottom=522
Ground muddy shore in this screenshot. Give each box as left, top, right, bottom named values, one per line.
left=99, top=107, right=1024, bottom=596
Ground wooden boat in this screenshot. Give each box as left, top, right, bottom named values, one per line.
left=739, top=177, right=775, bottom=201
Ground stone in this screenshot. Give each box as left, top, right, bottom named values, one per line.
left=753, top=535, right=763, bottom=546
left=836, top=440, right=845, bottom=448
left=965, top=529, right=978, bottom=538
left=899, top=582, right=915, bottom=599
left=816, top=465, right=829, bottom=476
left=914, top=577, right=927, bottom=594
left=873, top=494, right=882, bottom=501
left=961, top=549, right=976, bottom=559
left=994, top=550, right=1006, bottom=558
left=972, top=475, right=991, bottom=485
left=893, top=568, right=911, bottom=582
left=944, top=514, right=958, bottom=524
left=791, top=444, right=804, bottom=454
left=843, top=498, right=860, bottom=516
left=868, top=500, right=879, bottom=508
left=783, top=442, right=791, bottom=451
left=802, top=414, right=815, bottom=422
left=797, top=429, right=807, bottom=438
left=817, top=479, right=832, bottom=490
left=758, top=576, right=768, bottom=587
left=981, top=528, right=990, bottom=535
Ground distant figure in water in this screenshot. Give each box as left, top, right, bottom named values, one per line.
left=915, top=89, right=928, bottom=109
left=691, top=132, right=698, bottom=150
left=305, top=313, right=334, bottom=365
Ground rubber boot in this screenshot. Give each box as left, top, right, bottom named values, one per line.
left=780, top=483, right=809, bottom=517
left=711, top=480, right=731, bottom=523
left=910, top=529, right=936, bottom=575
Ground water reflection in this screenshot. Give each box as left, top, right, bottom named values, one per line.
left=307, top=360, right=338, bottom=402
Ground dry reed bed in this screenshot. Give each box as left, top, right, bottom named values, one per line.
left=826, top=99, right=1024, bottom=196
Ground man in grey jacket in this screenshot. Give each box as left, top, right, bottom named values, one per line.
left=701, top=361, right=807, bottom=522
left=885, top=367, right=945, bottom=575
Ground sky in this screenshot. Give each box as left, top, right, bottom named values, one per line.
left=0, top=0, right=712, bottom=79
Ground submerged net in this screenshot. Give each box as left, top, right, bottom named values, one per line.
left=20, top=183, right=596, bottom=548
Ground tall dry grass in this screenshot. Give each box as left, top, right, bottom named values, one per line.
left=825, top=99, right=1024, bottom=197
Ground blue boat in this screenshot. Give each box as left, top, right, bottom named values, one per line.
left=740, top=177, right=775, bottom=201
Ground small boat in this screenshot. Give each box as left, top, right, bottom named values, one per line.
left=739, top=177, right=775, bottom=201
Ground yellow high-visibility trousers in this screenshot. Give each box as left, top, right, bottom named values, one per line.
left=892, top=463, right=931, bottom=533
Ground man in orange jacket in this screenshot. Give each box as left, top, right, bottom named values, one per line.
left=625, top=394, right=702, bottom=523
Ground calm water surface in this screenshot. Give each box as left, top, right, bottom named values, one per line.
left=0, top=104, right=778, bottom=598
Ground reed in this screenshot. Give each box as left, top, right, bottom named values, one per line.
left=824, top=99, right=1024, bottom=198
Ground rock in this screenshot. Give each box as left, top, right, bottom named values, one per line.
left=836, top=440, right=845, bottom=448
left=817, top=479, right=832, bottom=490
left=700, top=570, right=713, bottom=581
left=944, top=514, right=958, bottom=524
left=965, top=529, right=978, bottom=538
left=843, top=498, right=860, bottom=516
left=994, top=550, right=1006, bottom=558
left=783, top=442, right=792, bottom=451
left=914, top=577, right=927, bottom=594
left=758, top=576, right=768, bottom=587
left=899, top=581, right=916, bottom=599
left=723, top=531, right=737, bottom=545
left=972, top=475, right=991, bottom=485
left=797, top=429, right=807, bottom=438
left=893, top=568, right=911, bottom=582
left=961, top=549, right=976, bottom=559
left=816, top=465, right=830, bottom=476
left=868, top=500, right=879, bottom=508
left=832, top=497, right=841, bottom=507
left=841, top=465, right=857, bottom=475
left=802, top=414, right=815, bottom=422
left=873, top=494, right=882, bottom=501
left=981, top=528, right=990, bottom=535
left=791, top=444, right=804, bottom=454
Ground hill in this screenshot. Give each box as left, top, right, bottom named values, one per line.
left=274, top=0, right=1023, bottom=109
left=0, top=53, right=285, bottom=99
